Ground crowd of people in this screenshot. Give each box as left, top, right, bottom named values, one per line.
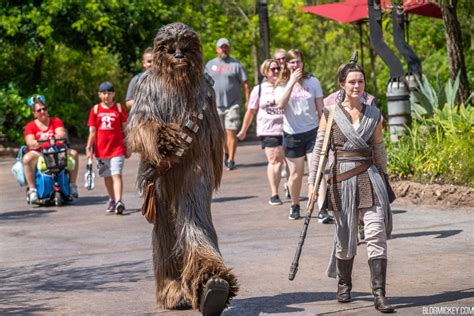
left=205, top=39, right=394, bottom=312
left=20, top=38, right=395, bottom=313
left=21, top=40, right=380, bottom=223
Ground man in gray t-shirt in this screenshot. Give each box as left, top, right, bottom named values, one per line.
left=205, top=38, right=250, bottom=170
left=125, top=47, right=153, bottom=109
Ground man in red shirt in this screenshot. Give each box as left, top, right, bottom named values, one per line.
left=86, top=81, right=128, bottom=215
left=23, top=96, right=79, bottom=203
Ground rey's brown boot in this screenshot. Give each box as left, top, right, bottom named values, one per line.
left=369, top=258, right=395, bottom=313
left=336, top=258, right=354, bottom=303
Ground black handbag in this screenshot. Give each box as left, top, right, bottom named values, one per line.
left=383, top=173, right=396, bottom=203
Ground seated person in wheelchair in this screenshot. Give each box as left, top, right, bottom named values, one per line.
left=23, top=95, right=79, bottom=203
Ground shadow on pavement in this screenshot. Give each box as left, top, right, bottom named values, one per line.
left=73, top=195, right=109, bottom=206
left=117, top=208, right=141, bottom=216
left=391, top=287, right=474, bottom=309
left=391, top=229, right=462, bottom=239
left=0, top=259, right=152, bottom=314
left=213, top=196, right=257, bottom=203
left=0, top=209, right=56, bottom=221
left=392, top=209, right=408, bottom=214
left=235, top=162, right=267, bottom=169
left=227, top=291, right=370, bottom=314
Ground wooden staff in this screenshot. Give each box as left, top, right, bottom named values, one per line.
left=289, top=105, right=336, bottom=281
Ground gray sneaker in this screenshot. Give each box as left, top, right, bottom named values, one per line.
left=106, top=199, right=115, bottom=214
left=226, top=160, right=236, bottom=170
left=224, top=153, right=229, bottom=167
left=288, top=204, right=300, bottom=220
left=317, top=209, right=334, bottom=224
left=115, top=200, right=125, bottom=215
left=70, top=184, right=79, bottom=198
left=268, top=195, right=283, bottom=206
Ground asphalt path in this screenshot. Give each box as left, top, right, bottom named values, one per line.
left=0, top=142, right=473, bottom=315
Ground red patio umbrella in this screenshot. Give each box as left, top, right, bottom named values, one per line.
left=300, top=0, right=442, bottom=67
left=300, top=0, right=370, bottom=68
left=300, top=0, right=368, bottom=24
left=301, top=0, right=442, bottom=23
left=383, top=0, right=442, bottom=18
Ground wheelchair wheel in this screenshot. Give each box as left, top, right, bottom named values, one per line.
left=54, top=191, right=62, bottom=206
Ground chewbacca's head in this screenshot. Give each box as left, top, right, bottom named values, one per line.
left=153, top=23, right=203, bottom=92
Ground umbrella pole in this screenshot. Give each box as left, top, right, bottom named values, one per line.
left=359, top=22, right=364, bottom=69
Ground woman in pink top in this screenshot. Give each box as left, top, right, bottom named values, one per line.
left=237, top=59, right=285, bottom=205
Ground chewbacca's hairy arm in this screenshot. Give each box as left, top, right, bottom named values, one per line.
left=204, top=82, right=225, bottom=190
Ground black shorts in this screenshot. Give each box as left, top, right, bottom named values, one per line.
left=283, top=128, right=317, bottom=158
left=260, top=135, right=283, bottom=149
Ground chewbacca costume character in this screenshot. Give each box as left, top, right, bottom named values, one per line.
left=127, top=23, right=238, bottom=315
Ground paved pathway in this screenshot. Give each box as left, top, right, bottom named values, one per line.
left=0, top=142, right=473, bottom=315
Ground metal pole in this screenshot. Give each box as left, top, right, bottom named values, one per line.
left=368, top=0, right=409, bottom=142
left=257, top=0, right=270, bottom=61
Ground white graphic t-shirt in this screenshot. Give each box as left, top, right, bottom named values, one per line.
left=275, top=76, right=323, bottom=134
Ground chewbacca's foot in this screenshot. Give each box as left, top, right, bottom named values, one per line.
left=173, top=297, right=192, bottom=310
left=199, top=277, right=229, bottom=316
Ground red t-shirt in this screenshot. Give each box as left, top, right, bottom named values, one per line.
left=24, top=117, right=64, bottom=152
left=87, top=103, right=128, bottom=159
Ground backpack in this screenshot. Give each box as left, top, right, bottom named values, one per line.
left=93, top=103, right=122, bottom=115
left=11, top=145, right=27, bottom=186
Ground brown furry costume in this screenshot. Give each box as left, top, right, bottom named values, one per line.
left=127, top=23, right=238, bottom=312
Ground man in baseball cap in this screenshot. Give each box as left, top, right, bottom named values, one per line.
left=205, top=38, right=249, bottom=171
left=216, top=38, right=230, bottom=48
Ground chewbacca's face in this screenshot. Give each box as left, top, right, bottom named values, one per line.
left=153, top=23, right=203, bottom=87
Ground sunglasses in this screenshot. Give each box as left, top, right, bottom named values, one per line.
left=269, top=67, right=281, bottom=72
left=27, top=95, right=46, bottom=107
left=35, top=107, right=47, bottom=113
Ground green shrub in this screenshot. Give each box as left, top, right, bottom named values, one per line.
left=387, top=103, right=474, bottom=187
left=0, top=84, right=31, bottom=143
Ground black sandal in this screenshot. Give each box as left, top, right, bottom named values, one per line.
left=199, top=277, right=229, bottom=316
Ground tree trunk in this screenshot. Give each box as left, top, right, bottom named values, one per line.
left=440, top=0, right=470, bottom=104
left=33, top=53, right=44, bottom=87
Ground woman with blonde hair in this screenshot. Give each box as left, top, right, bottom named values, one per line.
left=237, top=59, right=285, bottom=205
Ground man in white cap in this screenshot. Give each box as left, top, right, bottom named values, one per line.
left=205, top=38, right=250, bottom=170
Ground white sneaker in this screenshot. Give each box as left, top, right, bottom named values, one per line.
left=70, top=184, right=79, bottom=198
left=29, top=188, right=39, bottom=204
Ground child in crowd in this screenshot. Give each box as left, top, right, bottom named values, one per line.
left=86, top=81, right=128, bottom=214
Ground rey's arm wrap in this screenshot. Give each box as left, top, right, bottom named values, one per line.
left=307, top=128, right=326, bottom=185
left=373, top=142, right=387, bottom=174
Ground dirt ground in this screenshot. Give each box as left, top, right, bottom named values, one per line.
left=391, top=180, right=474, bottom=208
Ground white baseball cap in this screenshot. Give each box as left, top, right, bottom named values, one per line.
left=216, top=38, right=230, bottom=48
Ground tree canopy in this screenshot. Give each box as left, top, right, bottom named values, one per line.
left=1, top=0, right=472, bottom=142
